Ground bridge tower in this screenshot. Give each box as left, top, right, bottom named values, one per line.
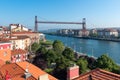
left=82, top=18, right=86, bottom=30
left=35, top=16, right=38, bottom=32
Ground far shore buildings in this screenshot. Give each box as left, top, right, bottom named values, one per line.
left=58, top=28, right=120, bottom=38
left=57, top=29, right=89, bottom=37
left=97, top=28, right=118, bottom=38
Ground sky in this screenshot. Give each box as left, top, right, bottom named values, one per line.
left=0, top=0, right=120, bottom=30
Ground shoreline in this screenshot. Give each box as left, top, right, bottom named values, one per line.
left=44, top=33, right=120, bottom=42
left=45, top=33, right=120, bottom=65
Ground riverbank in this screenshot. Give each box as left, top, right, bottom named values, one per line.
left=45, top=34, right=120, bottom=64
left=44, top=33, right=120, bottom=42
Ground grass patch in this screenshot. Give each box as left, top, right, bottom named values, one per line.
left=40, top=40, right=53, bottom=45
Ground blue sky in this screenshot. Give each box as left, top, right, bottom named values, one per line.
left=0, top=0, right=120, bottom=30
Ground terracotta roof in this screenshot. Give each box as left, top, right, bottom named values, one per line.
left=0, top=63, right=36, bottom=80
left=0, top=61, right=57, bottom=80
left=0, top=59, right=5, bottom=67
left=12, top=31, right=35, bottom=34
left=73, top=68, right=120, bottom=80
left=17, top=35, right=30, bottom=39
left=17, top=61, right=58, bottom=80
left=0, top=35, right=29, bottom=41
left=11, top=49, right=28, bottom=55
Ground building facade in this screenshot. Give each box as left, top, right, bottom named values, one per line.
left=0, top=42, right=11, bottom=62
left=104, top=29, right=118, bottom=38
left=10, top=24, right=29, bottom=32
left=11, top=49, right=28, bottom=63
left=13, top=32, right=40, bottom=44
left=0, top=36, right=31, bottom=50
left=97, top=29, right=118, bottom=38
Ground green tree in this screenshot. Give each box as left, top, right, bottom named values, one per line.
left=37, top=46, right=47, bottom=54
left=45, top=49, right=57, bottom=66
left=76, top=58, right=88, bottom=74
left=31, top=42, right=40, bottom=52
left=40, top=40, right=53, bottom=45
left=95, top=54, right=120, bottom=73
left=62, top=47, right=74, bottom=61
left=53, top=40, right=65, bottom=54
left=56, top=56, right=72, bottom=70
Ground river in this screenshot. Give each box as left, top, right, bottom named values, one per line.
left=45, top=34, right=120, bottom=64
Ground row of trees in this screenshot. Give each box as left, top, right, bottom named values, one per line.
left=31, top=40, right=120, bottom=80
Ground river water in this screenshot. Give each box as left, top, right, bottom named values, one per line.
left=45, top=34, right=120, bottom=64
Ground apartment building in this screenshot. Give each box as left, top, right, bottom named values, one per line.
left=13, top=32, right=40, bottom=44
left=0, top=42, right=11, bottom=62
left=97, top=29, right=118, bottom=38
left=11, top=49, right=28, bottom=63
left=10, top=24, right=29, bottom=32
left=104, top=29, right=118, bottom=38
left=0, top=35, right=31, bottom=50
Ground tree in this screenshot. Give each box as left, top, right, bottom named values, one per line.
left=95, top=54, right=120, bottom=73
left=36, top=46, right=47, bottom=55
left=40, top=40, right=53, bottom=46
left=33, top=56, right=47, bottom=70
left=31, top=42, right=40, bottom=53
left=76, top=58, right=88, bottom=74
left=62, top=47, right=74, bottom=61
left=53, top=40, right=65, bottom=54
left=56, top=56, right=72, bottom=70
left=45, top=49, right=57, bottom=66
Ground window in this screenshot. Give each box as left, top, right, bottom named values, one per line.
left=4, top=51, right=7, bottom=56
left=7, top=46, right=9, bottom=49
left=1, top=47, right=3, bottom=49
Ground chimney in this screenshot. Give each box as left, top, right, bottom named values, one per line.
left=24, top=63, right=31, bottom=79
left=67, top=64, right=79, bottom=80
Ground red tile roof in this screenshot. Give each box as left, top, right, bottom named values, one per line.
left=0, top=59, right=5, bottom=67
left=73, top=68, right=120, bottom=80
left=17, top=61, right=57, bottom=80
left=11, top=49, right=28, bottom=55
left=0, top=61, right=57, bottom=80
left=12, top=31, right=36, bottom=34
left=0, top=63, right=36, bottom=80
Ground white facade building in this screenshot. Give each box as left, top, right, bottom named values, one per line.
left=104, top=29, right=118, bottom=37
